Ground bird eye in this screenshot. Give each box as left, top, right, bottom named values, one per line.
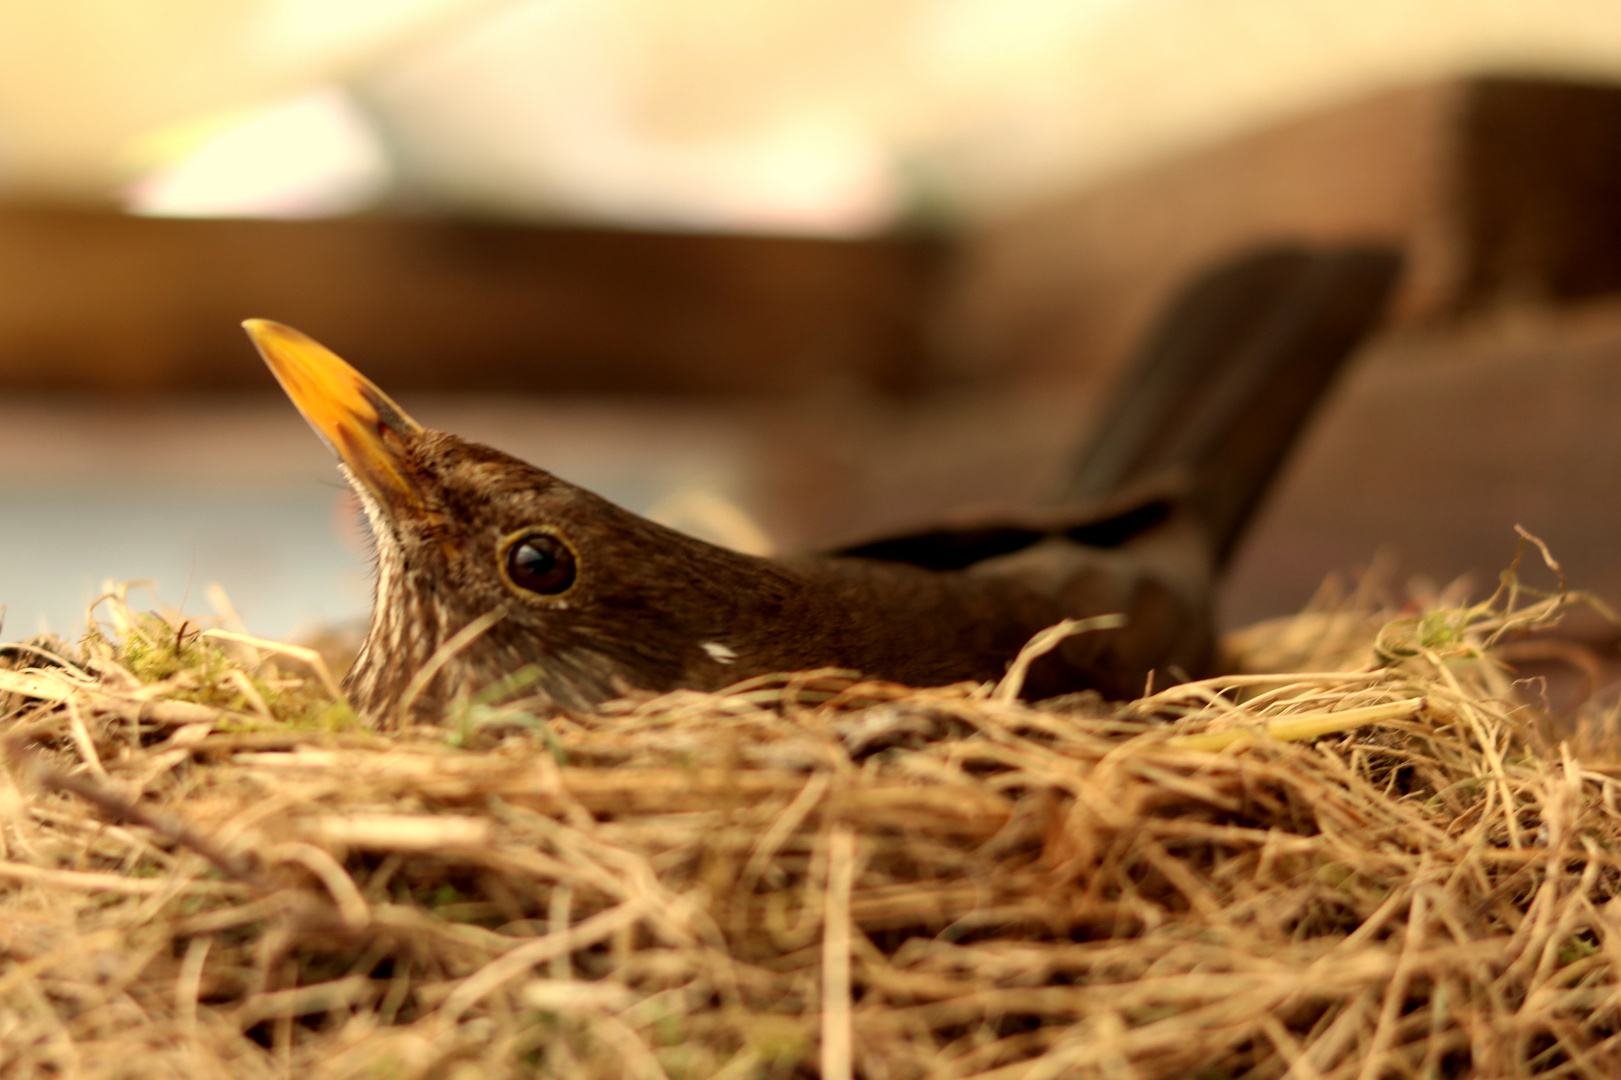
left=503, top=532, right=577, bottom=595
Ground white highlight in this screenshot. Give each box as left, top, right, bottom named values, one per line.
left=124, top=87, right=390, bottom=219
left=702, top=641, right=737, bottom=664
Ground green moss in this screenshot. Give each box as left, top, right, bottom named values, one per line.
left=120, top=615, right=238, bottom=702
left=1559, top=931, right=1601, bottom=965
left=444, top=668, right=565, bottom=760
left=1314, top=862, right=1351, bottom=888
left=652, top=1013, right=688, bottom=1046
left=744, top=1015, right=809, bottom=1068
left=106, top=613, right=358, bottom=729
left=267, top=690, right=361, bottom=731
left=1373, top=610, right=1481, bottom=666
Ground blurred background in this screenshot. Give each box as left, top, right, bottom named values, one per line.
left=5, top=0, right=1621, bottom=657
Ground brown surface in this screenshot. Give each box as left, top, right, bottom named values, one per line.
left=949, top=75, right=1621, bottom=393
left=1223, top=304, right=1621, bottom=631
left=0, top=208, right=943, bottom=395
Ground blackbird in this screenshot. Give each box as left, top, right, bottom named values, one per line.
left=244, top=243, right=1399, bottom=724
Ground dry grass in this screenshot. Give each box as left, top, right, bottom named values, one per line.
left=3, top=543, right=1621, bottom=1079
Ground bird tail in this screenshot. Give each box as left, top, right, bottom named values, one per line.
left=1057, top=243, right=1403, bottom=569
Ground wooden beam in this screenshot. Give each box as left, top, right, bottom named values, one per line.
left=0, top=208, right=944, bottom=395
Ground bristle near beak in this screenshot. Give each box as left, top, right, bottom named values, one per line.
left=242, top=319, right=426, bottom=511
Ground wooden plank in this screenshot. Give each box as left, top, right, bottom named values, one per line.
left=0, top=208, right=943, bottom=395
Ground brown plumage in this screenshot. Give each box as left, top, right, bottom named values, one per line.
left=244, top=244, right=1400, bottom=724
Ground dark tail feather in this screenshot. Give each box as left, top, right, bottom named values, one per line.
left=1058, top=243, right=1403, bottom=568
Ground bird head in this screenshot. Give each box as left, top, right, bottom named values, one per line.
left=243, top=320, right=789, bottom=724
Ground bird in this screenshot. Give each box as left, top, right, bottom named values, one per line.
left=243, top=243, right=1400, bottom=725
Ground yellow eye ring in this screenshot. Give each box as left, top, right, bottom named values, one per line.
left=498, top=528, right=580, bottom=603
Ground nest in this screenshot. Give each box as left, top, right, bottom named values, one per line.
left=2, top=542, right=1621, bottom=1079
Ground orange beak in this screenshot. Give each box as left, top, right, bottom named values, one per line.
left=242, top=319, right=425, bottom=511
